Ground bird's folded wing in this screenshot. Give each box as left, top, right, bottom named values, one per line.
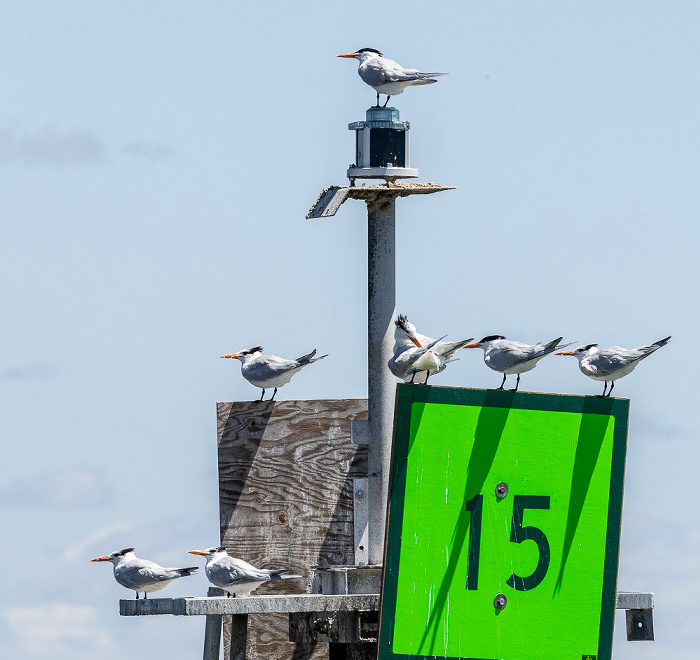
left=138, top=565, right=178, bottom=582
left=249, top=357, right=297, bottom=377
left=588, top=351, right=634, bottom=376
left=363, top=61, right=428, bottom=85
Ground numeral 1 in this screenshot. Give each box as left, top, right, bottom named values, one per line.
left=464, top=493, right=483, bottom=590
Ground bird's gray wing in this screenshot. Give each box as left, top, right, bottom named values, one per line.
left=117, top=561, right=182, bottom=589
left=486, top=343, right=533, bottom=370
left=362, top=58, right=445, bottom=85
left=212, top=557, right=272, bottom=585
left=508, top=338, right=564, bottom=366
left=587, top=349, right=639, bottom=376
left=246, top=356, right=300, bottom=380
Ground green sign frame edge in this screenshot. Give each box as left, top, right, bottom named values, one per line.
left=378, top=384, right=629, bottom=660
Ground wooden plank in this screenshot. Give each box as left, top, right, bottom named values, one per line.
left=120, top=598, right=174, bottom=615
left=217, top=399, right=368, bottom=660
left=179, top=594, right=379, bottom=616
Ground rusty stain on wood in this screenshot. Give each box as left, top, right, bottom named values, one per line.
left=217, top=399, right=368, bottom=660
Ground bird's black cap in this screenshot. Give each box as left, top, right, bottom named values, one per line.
left=116, top=548, right=135, bottom=556
left=357, top=48, right=383, bottom=56
left=580, top=344, right=598, bottom=351
left=480, top=335, right=505, bottom=343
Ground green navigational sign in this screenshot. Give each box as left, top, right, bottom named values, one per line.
left=379, top=385, right=629, bottom=660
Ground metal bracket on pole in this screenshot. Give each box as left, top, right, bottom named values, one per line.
left=616, top=592, right=655, bottom=641
left=353, top=477, right=369, bottom=566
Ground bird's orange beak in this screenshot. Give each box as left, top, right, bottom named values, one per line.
left=188, top=550, right=208, bottom=556
left=90, top=555, right=111, bottom=562
left=337, top=52, right=357, bottom=58
left=555, top=351, right=575, bottom=356
left=463, top=343, right=481, bottom=349
left=410, top=337, right=422, bottom=348
left=219, top=353, right=239, bottom=359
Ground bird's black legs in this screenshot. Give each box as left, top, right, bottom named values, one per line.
left=497, top=373, right=507, bottom=390
left=376, top=91, right=380, bottom=107
left=424, top=371, right=430, bottom=385
left=144, top=593, right=148, bottom=599
left=258, top=389, right=265, bottom=401
left=409, top=370, right=417, bottom=384
left=270, top=387, right=278, bottom=401
left=382, top=95, right=391, bottom=108
left=607, top=381, right=614, bottom=398
left=598, top=382, right=608, bottom=398
left=135, top=593, right=139, bottom=600
left=510, top=374, right=520, bottom=392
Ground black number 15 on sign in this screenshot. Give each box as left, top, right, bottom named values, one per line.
left=465, top=493, right=551, bottom=592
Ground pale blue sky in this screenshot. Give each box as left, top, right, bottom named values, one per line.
left=1, top=1, right=698, bottom=657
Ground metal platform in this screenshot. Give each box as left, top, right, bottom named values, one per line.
left=306, top=182, right=455, bottom=219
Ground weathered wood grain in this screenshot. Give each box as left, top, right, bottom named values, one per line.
left=217, top=399, right=369, bottom=660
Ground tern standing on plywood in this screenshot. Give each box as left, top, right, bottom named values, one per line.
left=556, top=336, right=671, bottom=397
left=337, top=48, right=447, bottom=107
left=465, top=335, right=571, bottom=391
left=188, top=547, right=301, bottom=597
left=220, top=346, right=327, bottom=401
left=90, top=548, right=198, bottom=599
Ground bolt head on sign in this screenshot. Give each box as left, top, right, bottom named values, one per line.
left=378, top=385, right=628, bottom=660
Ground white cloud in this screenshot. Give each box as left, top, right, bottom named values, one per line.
left=1, top=604, right=118, bottom=660
left=0, top=467, right=112, bottom=508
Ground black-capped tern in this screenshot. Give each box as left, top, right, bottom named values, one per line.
left=388, top=314, right=473, bottom=384
left=556, top=336, right=671, bottom=397
left=90, top=548, right=198, bottom=599
left=337, top=48, right=447, bottom=107
left=188, top=547, right=301, bottom=597
left=465, top=335, right=570, bottom=391
left=220, top=347, right=327, bottom=401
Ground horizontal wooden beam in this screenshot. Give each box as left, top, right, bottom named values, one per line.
left=120, top=593, right=380, bottom=617
left=120, top=591, right=653, bottom=617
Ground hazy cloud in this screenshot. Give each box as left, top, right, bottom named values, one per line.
left=1, top=362, right=58, bottom=380
left=2, top=604, right=118, bottom=660
left=0, top=128, right=105, bottom=166
left=122, top=139, right=175, bottom=161
left=0, top=467, right=112, bottom=508
left=61, top=522, right=132, bottom=562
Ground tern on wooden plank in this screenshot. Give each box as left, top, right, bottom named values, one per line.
left=220, top=346, right=327, bottom=401
left=188, top=547, right=301, bottom=597
left=90, top=548, right=198, bottom=599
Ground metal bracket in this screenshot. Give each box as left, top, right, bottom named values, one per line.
left=351, top=419, right=369, bottom=445
left=616, top=592, right=655, bottom=641
left=353, top=477, right=369, bottom=566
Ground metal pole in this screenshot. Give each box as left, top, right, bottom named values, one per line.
left=367, top=196, right=396, bottom=566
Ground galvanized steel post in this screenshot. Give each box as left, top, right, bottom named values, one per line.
left=367, top=197, right=396, bottom=565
